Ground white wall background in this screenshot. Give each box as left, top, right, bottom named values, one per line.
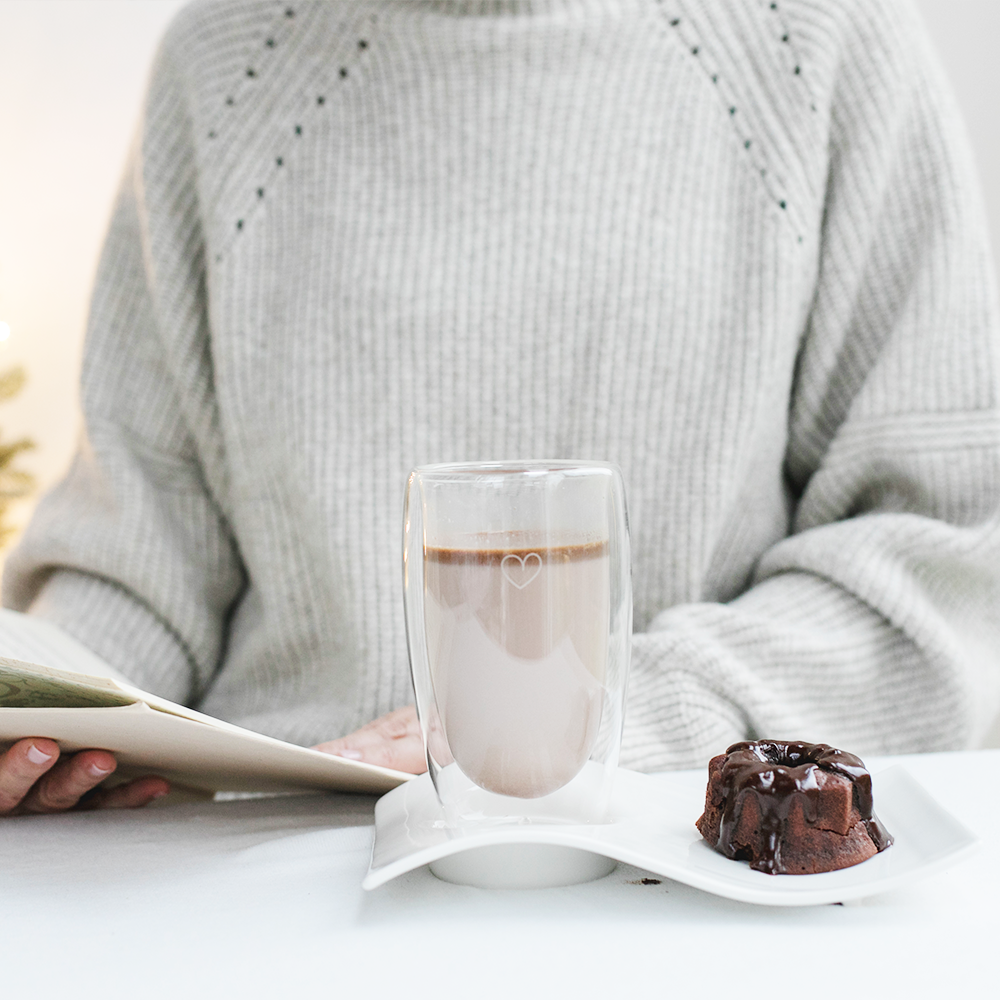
left=1, top=1, right=998, bottom=744
left=0, top=0, right=188, bottom=525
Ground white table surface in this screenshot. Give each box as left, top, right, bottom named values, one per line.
left=1, top=750, right=995, bottom=1000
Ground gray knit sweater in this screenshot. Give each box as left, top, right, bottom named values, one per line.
left=5, top=0, right=1000, bottom=769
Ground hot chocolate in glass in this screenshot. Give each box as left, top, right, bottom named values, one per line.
left=404, top=462, right=631, bottom=828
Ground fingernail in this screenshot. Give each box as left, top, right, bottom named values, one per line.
left=89, top=763, right=114, bottom=778
left=149, top=789, right=169, bottom=800
left=26, top=744, right=53, bottom=765
left=336, top=749, right=364, bottom=760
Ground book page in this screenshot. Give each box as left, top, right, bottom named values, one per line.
left=0, top=608, right=130, bottom=682
left=0, top=657, right=136, bottom=708
left=0, top=702, right=406, bottom=794
left=0, top=611, right=279, bottom=727
left=0, top=610, right=216, bottom=720
left=0, top=609, right=414, bottom=794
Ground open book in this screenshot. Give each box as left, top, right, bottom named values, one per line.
left=0, top=609, right=411, bottom=795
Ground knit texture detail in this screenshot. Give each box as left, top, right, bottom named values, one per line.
left=4, top=0, right=1000, bottom=765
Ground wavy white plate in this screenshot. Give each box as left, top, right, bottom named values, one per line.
left=363, top=765, right=979, bottom=905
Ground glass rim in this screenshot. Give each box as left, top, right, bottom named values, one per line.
left=411, top=459, right=620, bottom=479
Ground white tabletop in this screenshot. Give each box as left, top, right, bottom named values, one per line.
left=1, top=750, right=995, bottom=999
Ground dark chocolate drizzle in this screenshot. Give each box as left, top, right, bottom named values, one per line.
left=713, top=740, right=893, bottom=875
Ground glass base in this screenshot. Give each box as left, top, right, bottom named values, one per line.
left=433, top=758, right=615, bottom=828
left=429, top=843, right=617, bottom=889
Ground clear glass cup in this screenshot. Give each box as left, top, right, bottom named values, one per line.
left=403, top=461, right=631, bottom=830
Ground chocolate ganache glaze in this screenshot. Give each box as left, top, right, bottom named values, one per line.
left=696, top=740, right=893, bottom=875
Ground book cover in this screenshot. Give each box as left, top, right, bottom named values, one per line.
left=0, top=609, right=411, bottom=796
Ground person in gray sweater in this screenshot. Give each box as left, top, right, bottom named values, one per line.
left=2, top=0, right=999, bottom=814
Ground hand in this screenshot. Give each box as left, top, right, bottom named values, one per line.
left=314, top=705, right=427, bottom=774
left=0, top=738, right=170, bottom=816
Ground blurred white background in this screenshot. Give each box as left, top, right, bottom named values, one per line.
left=0, top=0, right=998, bottom=743
left=0, top=0, right=188, bottom=526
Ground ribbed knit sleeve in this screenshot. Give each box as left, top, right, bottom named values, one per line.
left=1, top=29, right=246, bottom=704
left=621, top=0, right=1000, bottom=769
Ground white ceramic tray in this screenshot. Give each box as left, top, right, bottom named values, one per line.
left=363, top=765, right=980, bottom=904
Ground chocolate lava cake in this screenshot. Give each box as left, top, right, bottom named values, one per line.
left=696, top=740, right=893, bottom=875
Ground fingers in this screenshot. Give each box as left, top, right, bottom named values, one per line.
left=18, top=748, right=119, bottom=814
left=0, top=740, right=171, bottom=816
left=315, top=705, right=428, bottom=774
left=0, top=738, right=61, bottom=814
left=78, top=775, right=171, bottom=811
left=344, top=705, right=421, bottom=744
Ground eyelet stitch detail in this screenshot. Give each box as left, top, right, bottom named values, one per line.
left=218, top=4, right=298, bottom=119
left=215, top=6, right=379, bottom=258
left=760, top=0, right=817, bottom=110
left=657, top=3, right=808, bottom=240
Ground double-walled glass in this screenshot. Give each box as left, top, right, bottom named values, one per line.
left=403, top=461, right=631, bottom=828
